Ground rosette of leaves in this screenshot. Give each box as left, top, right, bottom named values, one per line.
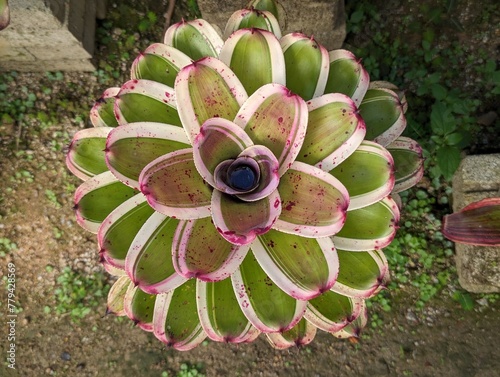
left=66, top=0, right=423, bottom=350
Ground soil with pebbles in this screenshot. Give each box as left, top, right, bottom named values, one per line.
left=1, top=0, right=499, bottom=376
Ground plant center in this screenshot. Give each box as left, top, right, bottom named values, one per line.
left=227, top=165, right=258, bottom=191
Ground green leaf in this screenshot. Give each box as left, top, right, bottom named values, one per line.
left=74, top=172, right=138, bottom=233
left=430, top=83, right=447, bottom=100
left=224, top=7, right=281, bottom=39
left=436, top=145, right=461, bottom=180
left=164, top=19, right=223, bottom=60
left=452, top=291, right=474, bottom=310
left=387, top=137, right=424, bottom=193
left=90, top=88, right=120, bottom=127
left=175, top=57, right=248, bottom=142
left=115, top=80, right=181, bottom=126
left=333, top=196, right=400, bottom=251
left=445, top=132, right=463, bottom=146
left=281, top=34, right=329, bottom=100
left=329, top=141, right=393, bottom=210
left=173, top=216, right=250, bottom=280
left=106, top=276, right=130, bottom=316
left=0, top=0, right=10, bottom=30
left=106, top=122, right=190, bottom=189
left=99, top=196, right=155, bottom=269
left=306, top=290, right=361, bottom=332
left=297, top=93, right=365, bottom=171
left=67, top=128, right=111, bottom=180
left=126, top=212, right=186, bottom=294
left=131, top=43, right=191, bottom=87
left=197, top=278, right=259, bottom=343
left=333, top=250, right=388, bottom=298
left=324, top=50, right=369, bottom=106
left=248, top=0, right=280, bottom=21
left=430, top=102, right=455, bottom=135
left=232, top=252, right=306, bottom=332
left=266, top=317, right=316, bottom=349
left=124, top=284, right=157, bottom=331
left=153, top=279, right=206, bottom=350
left=253, top=229, right=339, bottom=300
left=219, top=28, right=285, bottom=95
left=358, top=88, right=405, bottom=146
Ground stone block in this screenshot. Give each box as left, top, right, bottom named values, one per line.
left=197, top=0, right=346, bottom=50
left=452, top=154, right=500, bottom=293
left=0, top=0, right=97, bottom=71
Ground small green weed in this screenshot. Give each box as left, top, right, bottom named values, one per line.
left=0, top=237, right=18, bottom=257
left=161, top=363, right=206, bottom=377
left=45, top=189, right=62, bottom=209
left=177, top=363, right=205, bottom=377
left=51, top=267, right=110, bottom=321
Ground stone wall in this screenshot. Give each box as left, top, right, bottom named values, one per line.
left=0, top=0, right=102, bottom=72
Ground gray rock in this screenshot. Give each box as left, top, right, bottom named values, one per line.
left=452, top=154, right=500, bottom=293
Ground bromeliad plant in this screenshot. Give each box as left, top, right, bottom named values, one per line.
left=66, top=0, right=423, bottom=350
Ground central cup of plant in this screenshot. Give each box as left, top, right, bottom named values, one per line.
left=66, top=0, right=423, bottom=350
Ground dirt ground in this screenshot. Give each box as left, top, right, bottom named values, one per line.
left=1, top=0, right=499, bottom=376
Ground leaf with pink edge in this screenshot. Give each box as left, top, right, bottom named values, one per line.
left=175, top=57, right=248, bottom=142
left=273, top=161, right=349, bottom=237
left=223, top=8, right=281, bottom=39
left=90, top=87, right=120, bottom=128
left=324, top=49, right=369, bottom=106
left=66, top=127, right=111, bottom=181
left=139, top=148, right=212, bottom=220
left=192, top=117, right=254, bottom=187
left=280, top=33, right=329, bottom=100
left=265, top=317, right=316, bottom=349
left=153, top=279, right=207, bottom=350
left=103, top=264, right=126, bottom=277
left=253, top=230, right=340, bottom=300
left=333, top=196, right=400, bottom=251
left=124, top=283, right=156, bottom=332
left=304, top=290, right=363, bottom=333
left=106, top=122, right=190, bottom=189
left=370, top=81, right=408, bottom=113
left=386, top=137, right=424, bottom=193
left=359, top=88, right=406, bottom=146
left=331, top=300, right=367, bottom=339
left=172, top=217, right=250, bottom=280
left=114, top=79, right=181, bottom=127
left=330, top=250, right=389, bottom=298
left=74, top=171, right=138, bottom=233
left=125, top=212, right=187, bottom=294
left=131, top=43, right=192, bottom=87
left=235, top=83, right=308, bottom=176
left=231, top=252, right=307, bottom=332
left=297, top=93, right=365, bottom=172
left=164, top=19, right=223, bottom=60
left=248, top=0, right=281, bottom=21
left=211, top=188, right=281, bottom=245
left=219, top=28, right=285, bottom=95
left=442, top=198, right=500, bottom=246
left=0, top=0, right=9, bottom=31
left=106, top=275, right=130, bottom=316
left=329, top=141, right=394, bottom=210
left=197, top=278, right=260, bottom=343
left=98, top=194, right=155, bottom=269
